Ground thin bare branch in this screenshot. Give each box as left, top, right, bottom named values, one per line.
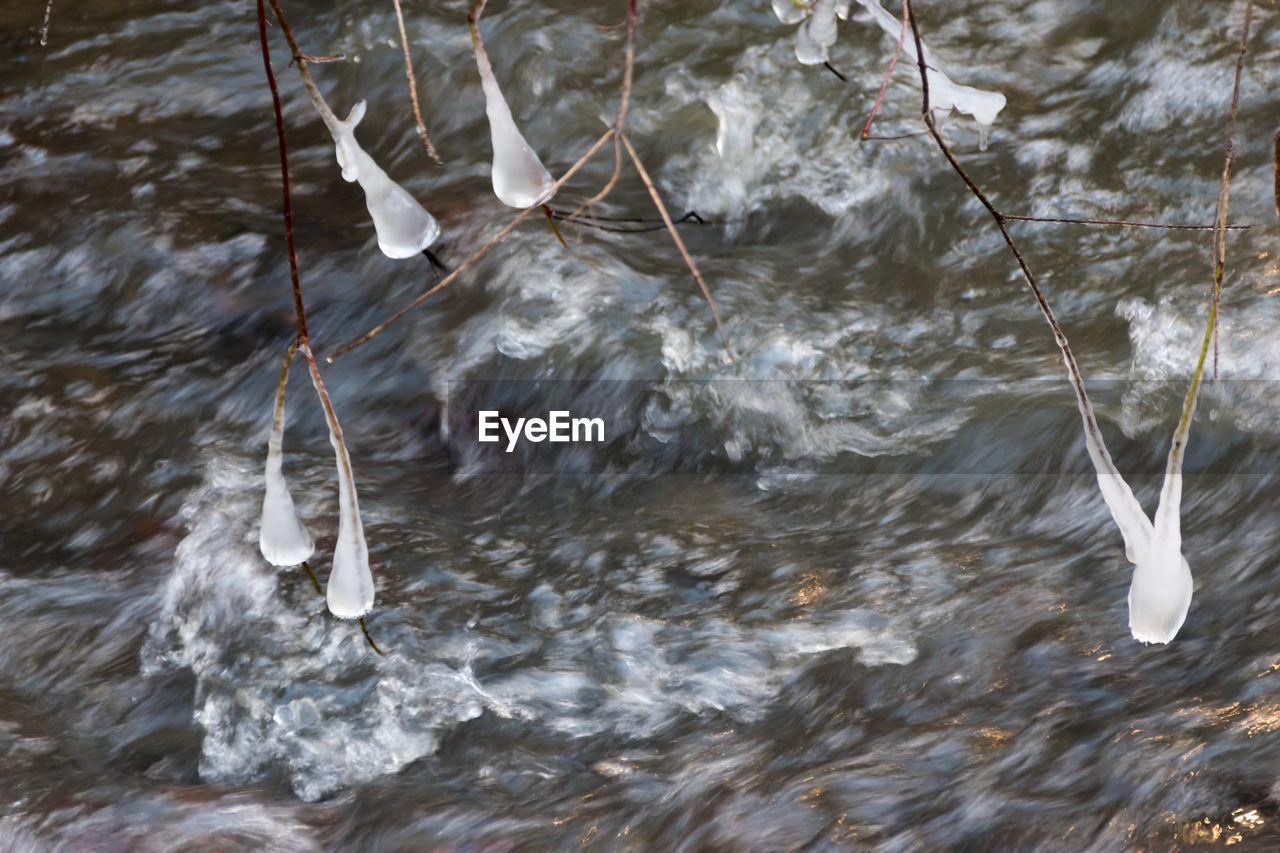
left=566, top=0, right=638, bottom=224
left=904, top=1, right=1112, bottom=478
left=257, top=0, right=310, bottom=343
left=621, top=132, right=735, bottom=363
left=267, top=0, right=342, bottom=134
left=1209, top=0, right=1253, bottom=378
left=860, top=0, right=909, bottom=140
left=392, top=0, right=442, bottom=164
left=1004, top=214, right=1248, bottom=232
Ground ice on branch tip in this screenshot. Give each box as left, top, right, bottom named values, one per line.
left=471, top=24, right=555, bottom=208
left=769, top=0, right=1007, bottom=145
left=259, top=398, right=314, bottom=568
left=328, top=100, right=440, bottom=259
left=1070, top=383, right=1193, bottom=644
left=308, top=375, right=375, bottom=620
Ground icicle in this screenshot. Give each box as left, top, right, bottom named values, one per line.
left=471, top=22, right=555, bottom=208
left=330, top=100, right=440, bottom=259
left=854, top=0, right=1006, bottom=139
left=772, top=0, right=809, bottom=25
left=794, top=0, right=837, bottom=64
left=259, top=348, right=314, bottom=567
left=793, top=21, right=828, bottom=65
left=306, top=357, right=374, bottom=620
left=1066, top=365, right=1192, bottom=644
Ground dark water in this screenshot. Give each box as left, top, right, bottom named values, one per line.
left=3, top=0, right=1280, bottom=848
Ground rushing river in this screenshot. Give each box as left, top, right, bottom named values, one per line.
left=3, top=0, right=1279, bottom=848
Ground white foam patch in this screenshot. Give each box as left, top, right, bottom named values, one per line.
left=1118, top=296, right=1280, bottom=436
left=664, top=46, right=896, bottom=219
left=145, top=456, right=916, bottom=798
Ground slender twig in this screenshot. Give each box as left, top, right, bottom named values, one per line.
left=327, top=128, right=617, bottom=360
left=289, top=52, right=344, bottom=67
left=904, top=2, right=1113, bottom=477
left=823, top=61, right=850, bottom=83
left=392, top=0, right=442, bottom=164
left=257, top=0, right=309, bottom=342
left=542, top=203, right=568, bottom=248
left=622, top=132, right=735, bottom=362
left=860, top=0, right=909, bottom=140
left=549, top=208, right=721, bottom=233
left=1273, top=129, right=1280, bottom=220
left=1209, top=0, right=1253, bottom=378
left=1004, top=214, right=1248, bottom=232
left=39, top=0, right=53, bottom=46
left=566, top=0, right=637, bottom=223
left=267, top=0, right=342, bottom=134
left=300, top=560, right=323, bottom=594
left=260, top=0, right=382, bottom=654
left=359, top=616, right=388, bottom=656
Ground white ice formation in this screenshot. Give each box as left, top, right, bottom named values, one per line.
left=259, top=386, right=314, bottom=568
left=1070, top=378, right=1193, bottom=644
left=329, top=100, right=440, bottom=259
left=854, top=0, right=1005, bottom=145
left=471, top=27, right=555, bottom=208
left=770, top=0, right=1007, bottom=145
left=308, top=375, right=374, bottom=620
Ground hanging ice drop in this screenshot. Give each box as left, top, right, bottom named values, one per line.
left=259, top=379, right=313, bottom=568
left=471, top=24, right=555, bottom=208
left=771, top=0, right=809, bottom=25
left=331, top=100, right=440, bottom=259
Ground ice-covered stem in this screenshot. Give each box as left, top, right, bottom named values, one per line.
left=39, top=0, right=54, bottom=46
left=1209, top=0, right=1253, bottom=378
left=391, top=0, right=442, bottom=164
left=860, top=0, right=1005, bottom=145
left=260, top=339, right=315, bottom=567
left=326, top=127, right=618, bottom=361
left=469, top=0, right=556, bottom=208
left=904, top=2, right=1193, bottom=642
left=301, top=343, right=374, bottom=620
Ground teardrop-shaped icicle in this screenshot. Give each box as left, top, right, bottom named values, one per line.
left=259, top=354, right=314, bottom=567
left=808, top=0, right=838, bottom=47
left=471, top=27, right=555, bottom=208
left=771, top=0, right=808, bottom=25
left=793, top=18, right=828, bottom=65
left=331, top=100, right=440, bottom=259
left=1127, top=428, right=1193, bottom=644
left=326, top=427, right=374, bottom=619
left=305, top=358, right=374, bottom=620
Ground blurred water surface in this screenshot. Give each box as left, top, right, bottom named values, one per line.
left=2, top=0, right=1280, bottom=849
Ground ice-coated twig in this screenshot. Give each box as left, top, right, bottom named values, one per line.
left=469, top=0, right=556, bottom=208
left=902, top=1, right=1205, bottom=643
left=266, top=0, right=439, bottom=260
left=260, top=339, right=315, bottom=567
left=859, top=0, right=1004, bottom=145
left=39, top=0, right=54, bottom=46
left=302, top=343, right=374, bottom=620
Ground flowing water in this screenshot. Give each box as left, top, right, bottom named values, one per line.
left=2, top=0, right=1280, bottom=849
